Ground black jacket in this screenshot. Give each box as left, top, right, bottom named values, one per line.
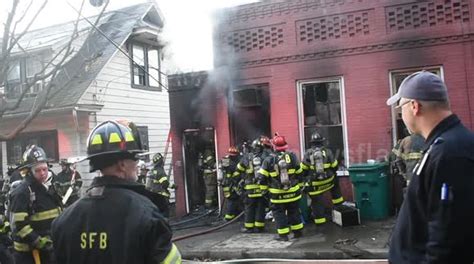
left=389, top=115, right=474, bottom=264
left=51, top=176, right=180, bottom=264
left=9, top=174, right=62, bottom=252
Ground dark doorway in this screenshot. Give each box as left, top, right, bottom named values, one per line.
left=229, top=83, right=271, bottom=146
left=182, top=127, right=216, bottom=211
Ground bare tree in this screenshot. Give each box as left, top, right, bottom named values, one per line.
left=0, top=0, right=109, bottom=140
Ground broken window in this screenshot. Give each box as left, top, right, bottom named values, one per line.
left=230, top=84, right=271, bottom=145
left=390, top=67, right=442, bottom=141
left=130, top=43, right=161, bottom=90
left=301, top=80, right=346, bottom=172
left=136, top=125, right=149, bottom=161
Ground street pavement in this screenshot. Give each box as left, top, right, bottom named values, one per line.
left=173, top=211, right=394, bottom=263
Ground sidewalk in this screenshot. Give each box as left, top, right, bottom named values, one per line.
left=173, top=213, right=394, bottom=262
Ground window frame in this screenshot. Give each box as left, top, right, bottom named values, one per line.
left=5, top=54, right=47, bottom=99
left=6, top=130, right=59, bottom=164
left=388, top=66, right=444, bottom=145
left=129, top=42, right=162, bottom=91
left=297, top=77, right=349, bottom=175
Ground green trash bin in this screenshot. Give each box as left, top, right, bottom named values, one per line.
left=349, top=162, right=390, bottom=220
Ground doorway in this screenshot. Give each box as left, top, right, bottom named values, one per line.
left=182, top=127, right=217, bottom=212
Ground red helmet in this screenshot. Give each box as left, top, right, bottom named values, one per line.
left=272, top=134, right=288, bottom=151
left=228, top=146, right=239, bottom=156
left=260, top=136, right=272, bottom=147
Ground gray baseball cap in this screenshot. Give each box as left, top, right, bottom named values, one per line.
left=386, top=71, right=448, bottom=106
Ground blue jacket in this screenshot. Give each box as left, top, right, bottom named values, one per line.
left=389, top=114, right=474, bottom=264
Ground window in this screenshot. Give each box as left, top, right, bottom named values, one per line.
left=389, top=67, right=442, bottom=142
left=5, top=53, right=48, bottom=99
left=7, top=130, right=59, bottom=164
left=298, top=79, right=348, bottom=173
left=130, top=43, right=161, bottom=90
left=230, top=84, right=271, bottom=145
left=136, top=126, right=149, bottom=161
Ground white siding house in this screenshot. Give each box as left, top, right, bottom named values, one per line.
left=0, top=3, right=173, bottom=192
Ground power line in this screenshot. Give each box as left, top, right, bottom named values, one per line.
left=66, top=1, right=169, bottom=91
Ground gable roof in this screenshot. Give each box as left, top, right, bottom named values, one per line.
left=3, top=3, right=163, bottom=116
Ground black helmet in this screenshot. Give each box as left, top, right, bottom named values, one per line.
left=251, top=138, right=262, bottom=152
left=21, top=145, right=50, bottom=169
left=86, top=120, right=144, bottom=171
left=310, top=132, right=325, bottom=144
left=152, top=153, right=164, bottom=166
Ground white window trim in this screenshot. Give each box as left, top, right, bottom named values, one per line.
left=296, top=76, right=349, bottom=175
left=388, top=66, right=444, bottom=145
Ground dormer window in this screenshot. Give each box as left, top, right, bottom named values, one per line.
left=5, top=53, right=48, bottom=99
left=130, top=42, right=161, bottom=91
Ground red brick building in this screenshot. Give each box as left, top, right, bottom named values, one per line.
left=170, top=0, right=474, bottom=216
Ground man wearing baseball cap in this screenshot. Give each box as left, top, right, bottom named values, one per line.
left=387, top=71, right=474, bottom=263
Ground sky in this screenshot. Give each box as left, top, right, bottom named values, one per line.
left=0, top=0, right=260, bottom=72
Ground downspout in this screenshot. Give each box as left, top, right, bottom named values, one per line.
left=72, top=107, right=81, bottom=156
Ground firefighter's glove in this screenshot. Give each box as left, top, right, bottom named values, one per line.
left=34, top=236, right=53, bottom=251
left=0, top=220, right=9, bottom=234
left=170, top=183, right=177, bottom=189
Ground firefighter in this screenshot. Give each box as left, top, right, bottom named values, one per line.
left=301, top=132, right=344, bottom=226
left=145, top=153, right=174, bottom=218
left=219, top=146, right=242, bottom=221
left=8, top=164, right=25, bottom=183
left=259, top=136, right=273, bottom=157
left=388, top=134, right=423, bottom=213
left=391, top=134, right=424, bottom=184
left=51, top=120, right=181, bottom=264
left=236, top=138, right=270, bottom=233
left=258, top=134, right=304, bottom=241
left=0, top=179, right=13, bottom=264
left=53, top=159, right=82, bottom=207
left=136, top=160, right=148, bottom=184
left=199, top=147, right=217, bottom=209
left=9, top=145, right=62, bottom=264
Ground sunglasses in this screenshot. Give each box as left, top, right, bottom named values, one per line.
left=395, top=99, right=413, bottom=109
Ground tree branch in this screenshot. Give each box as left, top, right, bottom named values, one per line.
left=0, top=0, right=20, bottom=86
left=7, top=0, right=47, bottom=54
left=0, top=0, right=110, bottom=140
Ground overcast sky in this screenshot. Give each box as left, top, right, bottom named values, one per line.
left=1, top=0, right=259, bottom=72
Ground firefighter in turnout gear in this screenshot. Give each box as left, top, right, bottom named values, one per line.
left=391, top=134, right=424, bottom=183
left=146, top=153, right=173, bottom=218
left=236, top=139, right=269, bottom=233
left=9, top=145, right=62, bottom=264
left=199, top=147, right=217, bottom=209
left=53, top=159, right=82, bottom=207
left=219, top=146, right=242, bottom=221
left=51, top=120, right=181, bottom=264
left=301, top=132, right=344, bottom=225
left=388, top=134, right=424, bottom=212
left=258, top=134, right=304, bottom=241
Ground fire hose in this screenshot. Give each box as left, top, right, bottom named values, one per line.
left=172, top=195, right=244, bottom=242
left=170, top=208, right=218, bottom=227
left=172, top=211, right=243, bottom=242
